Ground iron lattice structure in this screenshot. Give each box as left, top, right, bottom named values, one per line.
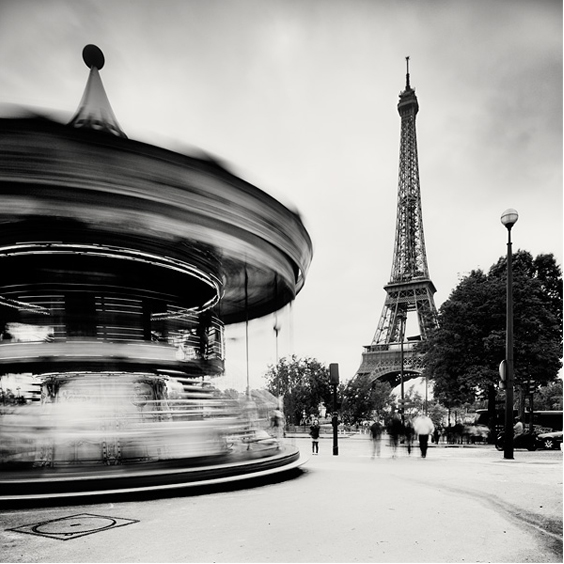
left=355, top=61, right=438, bottom=386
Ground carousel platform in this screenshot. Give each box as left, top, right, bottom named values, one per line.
left=0, top=444, right=305, bottom=504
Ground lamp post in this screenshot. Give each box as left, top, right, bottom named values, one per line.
left=398, top=310, right=406, bottom=424
left=273, top=320, right=280, bottom=403
left=501, top=208, right=518, bottom=460
left=244, top=266, right=250, bottom=397
left=424, top=373, right=428, bottom=416
left=329, top=363, right=340, bottom=456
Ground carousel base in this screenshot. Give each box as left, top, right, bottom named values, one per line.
left=0, top=445, right=305, bottom=504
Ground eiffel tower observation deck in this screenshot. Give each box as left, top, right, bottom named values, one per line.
left=354, top=58, right=438, bottom=387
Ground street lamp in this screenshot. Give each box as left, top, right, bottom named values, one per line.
left=329, top=363, right=340, bottom=456
left=424, top=371, right=428, bottom=416
left=501, top=208, right=518, bottom=460
left=397, top=310, right=407, bottom=424
left=273, top=320, right=281, bottom=403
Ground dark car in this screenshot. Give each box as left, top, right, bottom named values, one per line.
left=535, top=430, right=563, bottom=450
left=495, top=432, right=537, bottom=451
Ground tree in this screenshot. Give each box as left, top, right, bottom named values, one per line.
left=422, top=251, right=562, bottom=410
left=427, top=402, right=448, bottom=430
left=491, top=252, right=562, bottom=387
left=219, top=388, right=241, bottom=400
left=263, top=355, right=332, bottom=425
left=400, top=388, right=425, bottom=421
left=534, top=379, right=563, bottom=411
left=341, top=375, right=392, bottom=424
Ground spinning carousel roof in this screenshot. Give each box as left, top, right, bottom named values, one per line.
left=0, top=46, right=313, bottom=324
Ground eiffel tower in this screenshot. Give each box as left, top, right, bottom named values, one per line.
left=354, top=58, right=438, bottom=386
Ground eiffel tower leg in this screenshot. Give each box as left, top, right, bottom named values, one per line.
left=354, top=281, right=437, bottom=385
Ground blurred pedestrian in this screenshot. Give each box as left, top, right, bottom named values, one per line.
left=403, top=418, right=414, bottom=455
left=513, top=416, right=524, bottom=439
left=387, top=413, right=402, bottom=458
left=270, top=408, right=285, bottom=439
left=310, top=418, right=320, bottom=455
left=369, top=420, right=383, bottom=458
left=413, top=413, right=435, bottom=458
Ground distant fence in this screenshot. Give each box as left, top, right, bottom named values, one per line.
left=285, top=424, right=354, bottom=435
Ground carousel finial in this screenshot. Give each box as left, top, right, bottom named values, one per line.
left=82, top=44, right=105, bottom=70
left=68, top=44, right=126, bottom=138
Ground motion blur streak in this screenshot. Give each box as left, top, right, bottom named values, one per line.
left=0, top=45, right=310, bottom=496
left=0, top=374, right=281, bottom=469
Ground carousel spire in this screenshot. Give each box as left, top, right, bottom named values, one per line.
left=68, top=44, right=127, bottom=138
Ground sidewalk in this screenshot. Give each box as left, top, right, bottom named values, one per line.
left=300, top=433, right=563, bottom=536
left=1, top=436, right=561, bottom=563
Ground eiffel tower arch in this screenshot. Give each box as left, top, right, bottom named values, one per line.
left=355, top=59, right=438, bottom=387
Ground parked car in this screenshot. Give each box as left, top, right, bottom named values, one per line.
left=535, top=430, right=563, bottom=450
left=495, top=432, right=537, bottom=451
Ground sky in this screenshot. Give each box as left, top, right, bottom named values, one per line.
left=0, top=0, right=562, bottom=392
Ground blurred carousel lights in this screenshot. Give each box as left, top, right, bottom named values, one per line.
left=0, top=296, right=50, bottom=315
left=0, top=45, right=311, bottom=494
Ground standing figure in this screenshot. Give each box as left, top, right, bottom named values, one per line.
left=513, top=416, right=524, bottom=438
left=369, top=420, right=383, bottom=458
left=310, top=418, right=321, bottom=455
left=387, top=413, right=403, bottom=458
left=413, top=413, right=435, bottom=458
left=403, top=418, right=415, bottom=455
left=270, top=408, right=285, bottom=440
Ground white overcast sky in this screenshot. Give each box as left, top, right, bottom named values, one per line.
left=0, top=0, right=562, bottom=391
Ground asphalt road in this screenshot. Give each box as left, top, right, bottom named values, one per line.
left=1, top=435, right=562, bottom=563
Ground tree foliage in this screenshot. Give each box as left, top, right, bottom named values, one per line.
left=340, top=374, right=392, bottom=424
left=263, top=355, right=332, bottom=425
left=427, top=402, right=448, bottom=430
left=534, top=379, right=563, bottom=411
left=422, top=251, right=563, bottom=407
left=219, top=388, right=240, bottom=400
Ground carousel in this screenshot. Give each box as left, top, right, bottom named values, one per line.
left=0, top=45, right=312, bottom=501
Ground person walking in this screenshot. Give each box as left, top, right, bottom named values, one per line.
left=403, top=418, right=415, bottom=455
left=387, top=413, right=403, bottom=458
left=270, top=407, right=285, bottom=440
left=309, top=418, right=321, bottom=455
left=369, top=420, right=383, bottom=458
left=413, top=413, right=435, bottom=458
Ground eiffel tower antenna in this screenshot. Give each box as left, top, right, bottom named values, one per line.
left=354, top=59, right=438, bottom=386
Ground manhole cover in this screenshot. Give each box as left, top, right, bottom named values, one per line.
left=8, top=513, right=139, bottom=540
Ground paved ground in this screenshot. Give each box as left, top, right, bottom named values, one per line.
left=1, top=434, right=562, bottom=563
